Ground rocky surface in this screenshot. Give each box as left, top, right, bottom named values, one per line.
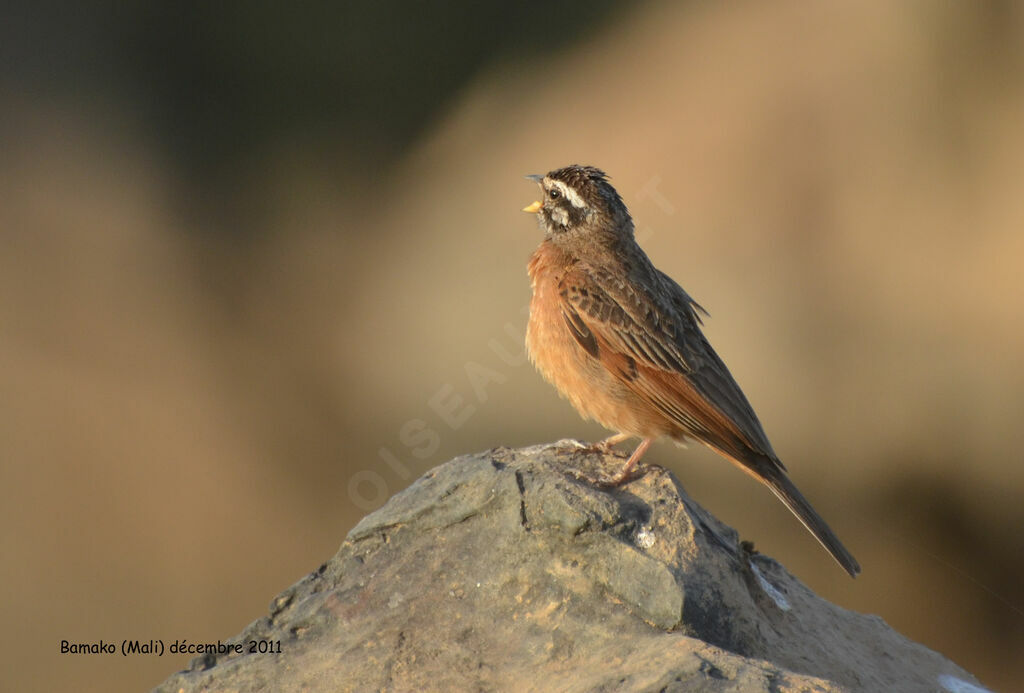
left=154, top=441, right=988, bottom=692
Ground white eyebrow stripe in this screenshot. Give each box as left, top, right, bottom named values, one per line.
left=548, top=179, right=587, bottom=208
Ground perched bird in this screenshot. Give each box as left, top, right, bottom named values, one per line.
left=522, top=164, right=860, bottom=577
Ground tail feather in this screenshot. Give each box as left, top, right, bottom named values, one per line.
left=762, top=470, right=861, bottom=577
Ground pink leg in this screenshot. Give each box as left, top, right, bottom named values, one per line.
left=606, top=438, right=653, bottom=486
left=593, top=432, right=631, bottom=453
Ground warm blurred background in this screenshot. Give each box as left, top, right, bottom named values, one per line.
left=2, top=2, right=1022, bottom=691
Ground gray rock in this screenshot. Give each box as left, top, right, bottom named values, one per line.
left=154, top=441, right=988, bottom=693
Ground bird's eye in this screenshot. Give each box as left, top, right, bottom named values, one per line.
left=548, top=188, right=560, bottom=200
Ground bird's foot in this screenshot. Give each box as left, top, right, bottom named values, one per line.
left=592, top=466, right=645, bottom=487
left=578, top=437, right=654, bottom=487
left=587, top=432, right=632, bottom=456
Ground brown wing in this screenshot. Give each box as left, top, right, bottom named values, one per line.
left=558, top=261, right=781, bottom=470
left=559, top=259, right=862, bottom=577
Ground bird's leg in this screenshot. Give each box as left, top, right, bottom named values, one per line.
left=572, top=434, right=649, bottom=487
left=592, top=432, right=631, bottom=453
left=602, top=438, right=653, bottom=486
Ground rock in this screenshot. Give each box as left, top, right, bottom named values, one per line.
left=153, top=441, right=989, bottom=693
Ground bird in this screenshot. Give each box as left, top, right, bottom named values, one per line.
left=521, top=164, right=860, bottom=577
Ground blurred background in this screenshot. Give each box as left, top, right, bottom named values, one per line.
left=2, top=2, right=1023, bottom=691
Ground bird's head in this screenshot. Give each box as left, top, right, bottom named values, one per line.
left=523, top=165, right=633, bottom=250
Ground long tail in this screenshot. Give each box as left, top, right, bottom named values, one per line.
left=761, top=468, right=861, bottom=577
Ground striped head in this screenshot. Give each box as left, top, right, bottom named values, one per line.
left=522, top=165, right=633, bottom=248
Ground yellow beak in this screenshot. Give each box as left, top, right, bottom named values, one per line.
left=522, top=200, right=542, bottom=214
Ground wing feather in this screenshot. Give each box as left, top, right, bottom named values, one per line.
left=558, top=261, right=780, bottom=468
